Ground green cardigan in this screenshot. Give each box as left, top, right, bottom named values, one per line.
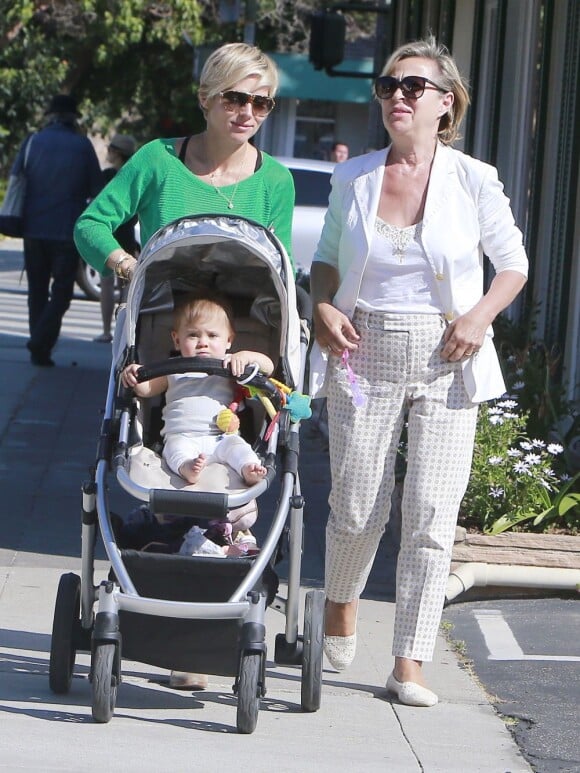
left=74, top=138, right=295, bottom=273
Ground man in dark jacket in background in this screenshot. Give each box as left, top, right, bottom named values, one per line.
left=13, top=94, right=102, bottom=365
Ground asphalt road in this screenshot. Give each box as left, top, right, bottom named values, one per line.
left=443, top=597, right=580, bottom=773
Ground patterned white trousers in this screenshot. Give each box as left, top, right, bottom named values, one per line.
left=325, top=310, right=478, bottom=661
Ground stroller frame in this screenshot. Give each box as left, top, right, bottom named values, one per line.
left=49, top=215, right=324, bottom=733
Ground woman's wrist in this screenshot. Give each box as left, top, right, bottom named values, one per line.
left=107, top=250, right=137, bottom=281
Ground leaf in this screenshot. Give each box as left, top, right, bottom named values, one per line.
left=557, top=494, right=580, bottom=516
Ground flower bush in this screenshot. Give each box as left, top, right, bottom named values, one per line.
left=456, top=305, right=580, bottom=534
left=459, top=400, right=580, bottom=534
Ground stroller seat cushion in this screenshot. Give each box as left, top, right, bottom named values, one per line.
left=127, top=445, right=258, bottom=525
left=128, top=444, right=247, bottom=491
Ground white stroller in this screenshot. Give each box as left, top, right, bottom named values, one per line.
left=48, top=215, right=324, bottom=733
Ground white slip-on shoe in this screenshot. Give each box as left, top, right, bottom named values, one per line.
left=323, top=634, right=356, bottom=671
left=386, top=672, right=438, bottom=707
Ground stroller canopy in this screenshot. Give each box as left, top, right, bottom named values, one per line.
left=122, top=215, right=302, bottom=388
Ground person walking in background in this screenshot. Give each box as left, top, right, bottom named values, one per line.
left=330, top=141, right=349, bottom=163
left=309, top=37, right=528, bottom=706
left=14, top=94, right=102, bottom=366
left=74, top=42, right=295, bottom=691
left=93, top=134, right=139, bottom=343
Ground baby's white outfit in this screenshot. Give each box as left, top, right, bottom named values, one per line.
left=161, top=372, right=260, bottom=478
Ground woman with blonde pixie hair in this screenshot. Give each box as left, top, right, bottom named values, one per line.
left=198, top=42, right=279, bottom=104
left=74, top=42, right=295, bottom=690
left=310, top=36, right=528, bottom=706
left=75, top=42, right=295, bottom=285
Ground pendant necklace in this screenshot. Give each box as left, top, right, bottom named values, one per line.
left=209, top=144, right=248, bottom=210
left=375, top=218, right=421, bottom=263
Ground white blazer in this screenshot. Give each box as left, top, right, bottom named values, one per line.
left=309, top=143, right=528, bottom=403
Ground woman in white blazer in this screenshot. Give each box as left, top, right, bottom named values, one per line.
left=310, top=37, right=528, bottom=707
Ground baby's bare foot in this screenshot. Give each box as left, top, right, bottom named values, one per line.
left=179, top=454, right=207, bottom=484
left=242, top=462, right=267, bottom=485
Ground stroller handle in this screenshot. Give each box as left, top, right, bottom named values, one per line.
left=135, top=357, right=281, bottom=401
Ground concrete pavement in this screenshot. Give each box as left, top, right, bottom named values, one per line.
left=0, top=237, right=532, bottom=771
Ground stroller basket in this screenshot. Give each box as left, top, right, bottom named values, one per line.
left=117, top=551, right=278, bottom=676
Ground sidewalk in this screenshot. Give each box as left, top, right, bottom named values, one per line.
left=0, top=237, right=531, bottom=772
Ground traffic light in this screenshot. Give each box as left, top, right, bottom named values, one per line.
left=309, top=11, right=346, bottom=71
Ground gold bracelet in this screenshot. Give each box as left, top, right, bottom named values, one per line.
left=113, top=254, right=131, bottom=280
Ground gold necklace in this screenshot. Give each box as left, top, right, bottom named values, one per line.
left=209, top=144, right=248, bottom=210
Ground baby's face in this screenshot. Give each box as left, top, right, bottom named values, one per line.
left=172, top=311, right=232, bottom=360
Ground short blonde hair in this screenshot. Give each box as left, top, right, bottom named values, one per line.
left=199, top=43, right=279, bottom=102
left=380, top=36, right=470, bottom=145
left=173, top=292, right=235, bottom=339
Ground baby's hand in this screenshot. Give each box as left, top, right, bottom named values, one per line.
left=121, top=363, right=141, bottom=388
left=224, top=352, right=256, bottom=378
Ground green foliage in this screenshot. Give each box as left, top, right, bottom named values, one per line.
left=0, top=2, right=332, bottom=175
left=0, top=1, right=206, bottom=172
left=494, top=302, right=580, bottom=452
left=459, top=401, right=579, bottom=534
left=458, top=304, right=580, bottom=534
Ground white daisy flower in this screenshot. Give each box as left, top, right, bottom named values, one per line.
left=507, top=449, right=523, bottom=457
left=488, top=456, right=503, bottom=465
left=547, top=443, right=564, bottom=455
left=520, top=441, right=533, bottom=450
left=497, top=400, right=518, bottom=409
left=532, top=439, right=546, bottom=448
left=512, top=381, right=525, bottom=390
left=490, top=487, right=505, bottom=498
left=513, top=461, right=529, bottom=474
left=524, top=453, right=542, bottom=465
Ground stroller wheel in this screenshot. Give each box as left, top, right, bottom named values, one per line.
left=49, top=573, right=81, bottom=694
left=236, top=652, right=262, bottom=734
left=91, top=643, right=118, bottom=723
left=301, top=589, right=325, bottom=712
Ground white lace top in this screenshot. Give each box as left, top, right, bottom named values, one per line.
left=357, top=217, right=443, bottom=313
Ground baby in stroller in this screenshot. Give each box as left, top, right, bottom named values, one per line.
left=121, top=291, right=274, bottom=487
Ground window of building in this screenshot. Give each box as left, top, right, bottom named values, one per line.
left=293, top=100, right=336, bottom=160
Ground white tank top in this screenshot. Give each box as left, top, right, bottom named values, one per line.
left=357, top=217, right=443, bottom=314
left=162, top=373, right=234, bottom=437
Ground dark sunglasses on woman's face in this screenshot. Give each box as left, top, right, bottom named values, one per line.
left=374, top=75, right=447, bottom=100
left=219, top=90, right=275, bottom=116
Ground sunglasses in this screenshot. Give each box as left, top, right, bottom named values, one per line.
left=219, top=90, right=275, bottom=117
left=374, top=75, right=447, bottom=100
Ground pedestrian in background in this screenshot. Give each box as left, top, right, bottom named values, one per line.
left=310, top=37, right=528, bottom=706
left=330, top=141, right=349, bottom=163
left=15, top=94, right=102, bottom=366
left=93, top=133, right=139, bottom=343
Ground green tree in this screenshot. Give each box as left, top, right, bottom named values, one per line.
left=0, top=1, right=205, bottom=173
left=0, top=0, right=355, bottom=177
